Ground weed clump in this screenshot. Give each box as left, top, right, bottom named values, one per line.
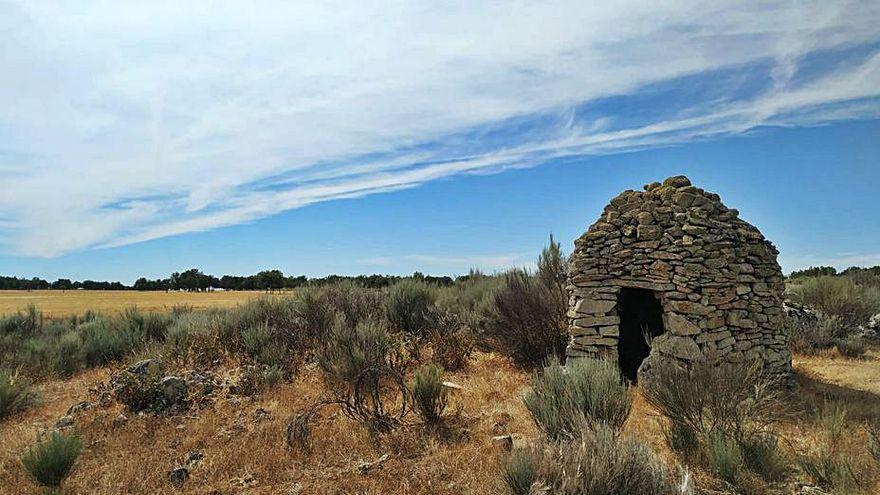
left=836, top=335, right=867, bottom=359
left=112, top=362, right=167, bottom=413
left=0, top=369, right=38, bottom=421
left=20, top=430, right=82, bottom=489
left=524, top=357, right=631, bottom=440
left=411, top=364, right=447, bottom=425
left=318, top=318, right=409, bottom=433
left=797, top=404, right=876, bottom=494
left=386, top=280, right=435, bottom=338
left=501, top=423, right=675, bottom=495
left=643, top=358, right=790, bottom=491
left=792, top=276, right=880, bottom=326
left=500, top=448, right=538, bottom=495
left=481, top=270, right=567, bottom=367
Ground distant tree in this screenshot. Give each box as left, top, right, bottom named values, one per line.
left=285, top=275, right=308, bottom=288
left=789, top=266, right=837, bottom=279
left=255, top=270, right=285, bottom=292
left=51, top=279, right=73, bottom=290
left=173, top=269, right=213, bottom=291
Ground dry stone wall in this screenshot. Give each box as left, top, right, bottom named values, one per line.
left=566, top=175, right=791, bottom=376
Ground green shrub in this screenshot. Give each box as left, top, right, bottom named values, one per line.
left=435, top=271, right=502, bottom=331
left=836, top=335, right=867, bottom=359
left=163, top=311, right=228, bottom=367
left=427, top=313, right=475, bottom=371
left=411, top=364, right=447, bottom=425
left=740, top=433, right=791, bottom=482
left=707, top=433, right=744, bottom=484
left=536, top=234, right=568, bottom=304
left=792, top=276, right=880, bottom=326
left=0, top=305, right=42, bottom=336
left=121, top=307, right=173, bottom=341
left=113, top=368, right=165, bottom=413
left=386, top=280, right=435, bottom=337
left=314, top=282, right=386, bottom=328
left=11, top=336, right=55, bottom=376
left=523, top=357, right=631, bottom=440
left=643, top=358, right=789, bottom=489
left=294, top=289, right=336, bottom=340
left=509, top=424, right=675, bottom=495
left=797, top=404, right=875, bottom=494
left=53, top=331, right=84, bottom=376
left=643, top=359, right=784, bottom=451
left=79, top=318, right=140, bottom=367
left=0, top=369, right=38, bottom=420
left=501, top=448, right=538, bottom=495
left=785, top=315, right=844, bottom=354
left=241, top=322, right=288, bottom=367
left=20, top=430, right=82, bottom=488
left=235, top=365, right=283, bottom=396
left=318, top=317, right=407, bottom=432
left=481, top=269, right=567, bottom=367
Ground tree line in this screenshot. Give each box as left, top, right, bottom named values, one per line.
left=788, top=265, right=880, bottom=289
left=0, top=269, right=458, bottom=291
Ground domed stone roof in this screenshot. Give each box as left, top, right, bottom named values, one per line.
left=566, top=175, right=790, bottom=379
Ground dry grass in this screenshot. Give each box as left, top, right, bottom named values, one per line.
left=793, top=348, right=880, bottom=396
left=2, top=349, right=880, bottom=494
left=0, top=353, right=535, bottom=495
left=0, top=290, right=280, bottom=317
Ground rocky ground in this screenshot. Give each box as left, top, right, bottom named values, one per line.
left=2, top=349, right=879, bottom=495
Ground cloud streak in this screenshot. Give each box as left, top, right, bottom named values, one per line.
left=1, top=1, right=879, bottom=256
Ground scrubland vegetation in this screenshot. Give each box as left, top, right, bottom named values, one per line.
left=2, top=247, right=880, bottom=494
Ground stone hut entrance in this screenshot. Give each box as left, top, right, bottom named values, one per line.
left=565, top=175, right=792, bottom=379
left=617, top=288, right=664, bottom=381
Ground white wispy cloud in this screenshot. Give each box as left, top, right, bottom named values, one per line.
left=1, top=1, right=879, bottom=256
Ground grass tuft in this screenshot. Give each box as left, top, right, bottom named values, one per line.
left=20, top=430, right=82, bottom=488
left=523, top=357, right=631, bottom=440
left=0, top=369, right=39, bottom=421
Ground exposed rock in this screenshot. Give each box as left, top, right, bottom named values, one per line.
left=128, top=359, right=163, bottom=377
left=574, top=298, right=616, bottom=314
left=357, top=453, right=390, bottom=474
left=161, top=376, right=188, bottom=405
left=663, top=175, right=692, bottom=188
left=112, top=413, right=128, bottom=427
left=652, top=334, right=702, bottom=360
left=252, top=407, right=271, bottom=423
left=491, top=435, right=514, bottom=452
left=169, top=466, right=189, bottom=487
left=185, top=451, right=204, bottom=467
left=66, top=401, right=94, bottom=416
left=491, top=434, right=527, bottom=452
left=664, top=313, right=700, bottom=336
left=53, top=415, right=75, bottom=430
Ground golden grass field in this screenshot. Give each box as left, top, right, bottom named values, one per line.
left=2, top=349, right=879, bottom=494
left=0, top=290, right=278, bottom=317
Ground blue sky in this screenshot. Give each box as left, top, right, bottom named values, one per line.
left=1, top=2, right=879, bottom=283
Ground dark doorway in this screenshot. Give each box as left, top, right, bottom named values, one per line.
left=617, top=288, right=664, bottom=381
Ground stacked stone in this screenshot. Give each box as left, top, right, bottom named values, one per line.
left=566, top=175, right=791, bottom=375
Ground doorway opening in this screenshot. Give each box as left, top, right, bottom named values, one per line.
left=617, top=288, right=664, bottom=381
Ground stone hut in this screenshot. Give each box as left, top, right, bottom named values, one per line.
left=566, top=175, right=790, bottom=380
